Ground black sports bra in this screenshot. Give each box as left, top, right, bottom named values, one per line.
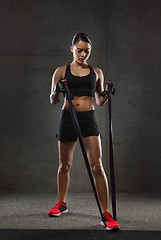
left=64, top=64, right=96, bottom=97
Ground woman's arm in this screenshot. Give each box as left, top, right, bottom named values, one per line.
left=50, top=67, right=64, bottom=105
left=95, top=68, right=108, bottom=106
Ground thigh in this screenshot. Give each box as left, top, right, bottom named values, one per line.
left=83, top=135, right=102, bottom=167
left=57, top=110, right=77, bottom=142
left=58, top=141, right=77, bottom=166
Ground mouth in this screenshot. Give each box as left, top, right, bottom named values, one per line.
left=80, top=58, right=85, bottom=61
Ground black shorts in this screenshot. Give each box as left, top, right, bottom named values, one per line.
left=56, top=110, right=100, bottom=142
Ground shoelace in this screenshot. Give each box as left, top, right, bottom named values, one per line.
left=53, top=201, right=63, bottom=209
left=104, top=212, right=115, bottom=222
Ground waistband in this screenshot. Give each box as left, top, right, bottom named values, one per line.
left=62, top=109, right=95, bottom=114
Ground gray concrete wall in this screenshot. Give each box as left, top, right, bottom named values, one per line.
left=0, top=0, right=161, bottom=194
left=107, top=0, right=161, bottom=193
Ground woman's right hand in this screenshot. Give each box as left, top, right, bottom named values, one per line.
left=54, top=79, right=67, bottom=93
left=50, top=79, right=67, bottom=105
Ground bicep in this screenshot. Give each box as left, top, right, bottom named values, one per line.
left=95, top=68, right=104, bottom=95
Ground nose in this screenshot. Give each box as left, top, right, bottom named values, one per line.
left=81, top=51, right=86, bottom=57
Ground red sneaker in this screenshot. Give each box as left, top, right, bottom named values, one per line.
left=101, top=211, right=120, bottom=230
left=48, top=201, right=68, bottom=217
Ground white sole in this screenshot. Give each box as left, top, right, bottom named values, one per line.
left=100, top=221, right=120, bottom=231
left=49, top=209, right=68, bottom=217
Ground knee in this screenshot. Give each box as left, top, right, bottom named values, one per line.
left=91, top=163, right=104, bottom=176
left=59, top=163, right=72, bottom=173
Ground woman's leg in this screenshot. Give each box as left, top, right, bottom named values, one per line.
left=83, top=135, right=109, bottom=213
left=57, top=141, right=77, bottom=202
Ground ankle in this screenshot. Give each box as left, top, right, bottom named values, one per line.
left=103, top=210, right=109, bottom=215
left=59, top=197, right=66, bottom=204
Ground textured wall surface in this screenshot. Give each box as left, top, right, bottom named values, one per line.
left=0, top=0, right=161, bottom=194
left=0, top=0, right=108, bottom=194
left=107, top=0, right=161, bottom=193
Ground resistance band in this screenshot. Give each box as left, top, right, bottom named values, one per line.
left=107, top=81, right=117, bottom=220
left=100, top=80, right=117, bottom=220
left=63, top=81, right=106, bottom=226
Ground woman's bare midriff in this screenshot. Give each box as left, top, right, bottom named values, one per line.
left=62, top=96, right=95, bottom=112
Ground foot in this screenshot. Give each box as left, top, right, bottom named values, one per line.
left=100, top=211, right=120, bottom=230
left=48, top=201, right=68, bottom=217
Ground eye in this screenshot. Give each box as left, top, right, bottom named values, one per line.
left=76, top=49, right=90, bottom=54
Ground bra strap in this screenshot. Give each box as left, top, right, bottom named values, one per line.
left=64, top=64, right=70, bottom=79
left=88, top=64, right=96, bottom=77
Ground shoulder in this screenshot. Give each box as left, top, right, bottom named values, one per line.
left=93, top=67, right=103, bottom=75
left=53, top=65, right=67, bottom=79
left=92, top=67, right=104, bottom=81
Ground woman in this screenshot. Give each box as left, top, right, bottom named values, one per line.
left=48, top=33, right=120, bottom=230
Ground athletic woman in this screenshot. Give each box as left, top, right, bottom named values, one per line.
left=48, top=33, right=120, bottom=230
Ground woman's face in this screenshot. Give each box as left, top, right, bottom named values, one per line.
left=70, top=40, right=92, bottom=64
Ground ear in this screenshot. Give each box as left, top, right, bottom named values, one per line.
left=70, top=46, right=73, bottom=53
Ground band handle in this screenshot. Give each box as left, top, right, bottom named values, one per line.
left=100, top=80, right=115, bottom=98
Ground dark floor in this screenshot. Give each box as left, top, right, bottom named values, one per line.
left=0, top=192, right=161, bottom=231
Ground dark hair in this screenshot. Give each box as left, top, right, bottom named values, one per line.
left=72, top=33, right=92, bottom=47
